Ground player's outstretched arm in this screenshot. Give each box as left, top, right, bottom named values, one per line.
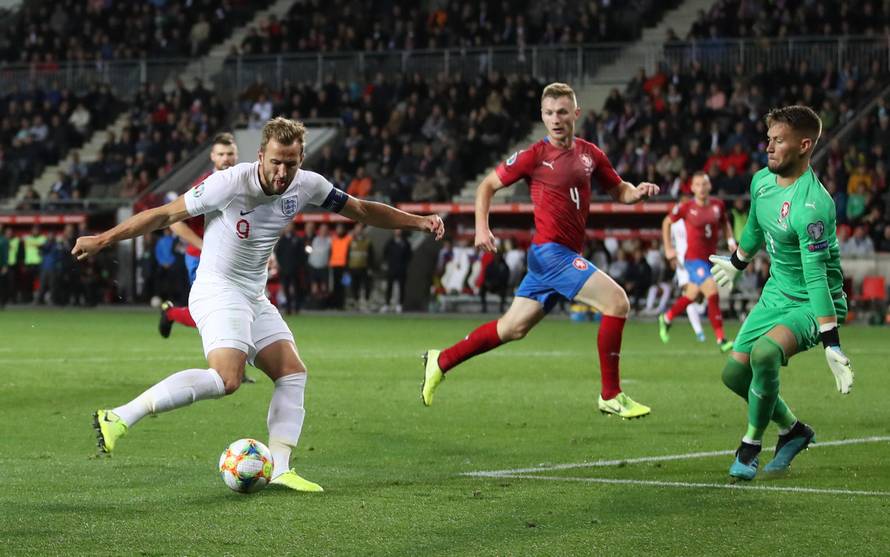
left=474, top=170, right=506, bottom=252
left=724, top=219, right=737, bottom=252
left=611, top=181, right=660, bottom=204
left=340, top=197, right=444, bottom=240
left=72, top=196, right=191, bottom=260
left=170, top=221, right=203, bottom=251
left=661, top=215, right=677, bottom=264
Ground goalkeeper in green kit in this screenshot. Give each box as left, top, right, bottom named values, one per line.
left=709, top=105, right=854, bottom=481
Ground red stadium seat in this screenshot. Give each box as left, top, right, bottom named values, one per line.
left=859, top=275, right=887, bottom=302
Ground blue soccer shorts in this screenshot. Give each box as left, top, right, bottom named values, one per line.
left=683, top=258, right=713, bottom=286
left=185, top=254, right=201, bottom=286
left=515, top=242, right=598, bottom=312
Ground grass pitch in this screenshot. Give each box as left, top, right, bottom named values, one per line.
left=1, top=309, right=889, bottom=556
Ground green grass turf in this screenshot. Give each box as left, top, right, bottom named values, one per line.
left=1, top=309, right=889, bottom=556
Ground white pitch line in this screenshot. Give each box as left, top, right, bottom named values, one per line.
left=486, top=474, right=890, bottom=498
left=463, top=435, right=890, bottom=477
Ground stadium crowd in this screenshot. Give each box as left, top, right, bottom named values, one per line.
left=236, top=71, right=543, bottom=203
left=231, top=0, right=679, bottom=57
left=1, top=82, right=120, bottom=200
left=687, top=0, right=890, bottom=40
left=0, top=0, right=270, bottom=64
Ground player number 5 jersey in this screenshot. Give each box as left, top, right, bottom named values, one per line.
left=668, top=198, right=726, bottom=260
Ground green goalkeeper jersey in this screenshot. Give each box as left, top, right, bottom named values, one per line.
left=739, top=166, right=844, bottom=319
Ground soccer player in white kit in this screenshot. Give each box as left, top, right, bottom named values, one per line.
left=662, top=211, right=706, bottom=341
left=73, top=118, right=445, bottom=491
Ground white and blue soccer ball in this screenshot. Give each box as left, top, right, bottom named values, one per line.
left=219, top=438, right=273, bottom=493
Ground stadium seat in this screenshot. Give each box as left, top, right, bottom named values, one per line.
left=858, top=275, right=887, bottom=302
left=855, top=275, right=888, bottom=318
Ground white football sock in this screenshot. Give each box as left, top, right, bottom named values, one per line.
left=654, top=284, right=671, bottom=314
left=267, top=372, right=307, bottom=478
left=686, top=304, right=704, bottom=336
left=112, top=368, right=225, bottom=427
left=644, top=285, right=658, bottom=311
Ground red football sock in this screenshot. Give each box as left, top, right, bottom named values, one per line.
left=706, top=294, right=725, bottom=341
left=665, top=296, right=693, bottom=322
left=438, top=320, right=503, bottom=373
left=166, top=306, right=197, bottom=328
left=598, top=315, right=626, bottom=400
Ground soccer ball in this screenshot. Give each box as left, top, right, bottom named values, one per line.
left=219, top=438, right=274, bottom=493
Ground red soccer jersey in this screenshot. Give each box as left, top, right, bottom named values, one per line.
left=495, top=137, right=621, bottom=253
left=183, top=170, right=212, bottom=257
left=669, top=197, right=727, bottom=260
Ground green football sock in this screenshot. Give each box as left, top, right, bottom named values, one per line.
left=721, top=357, right=797, bottom=430
left=746, top=337, right=785, bottom=441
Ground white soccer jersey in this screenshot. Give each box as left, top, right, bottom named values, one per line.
left=670, top=218, right=688, bottom=262
left=184, top=162, right=345, bottom=296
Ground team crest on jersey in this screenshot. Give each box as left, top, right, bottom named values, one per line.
left=506, top=151, right=521, bottom=166
left=580, top=153, right=593, bottom=174
left=572, top=257, right=589, bottom=271
left=777, top=201, right=791, bottom=229
left=191, top=182, right=205, bottom=198
left=281, top=197, right=298, bottom=217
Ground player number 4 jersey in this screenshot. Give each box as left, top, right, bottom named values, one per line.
left=495, top=137, right=621, bottom=253
left=184, top=162, right=344, bottom=297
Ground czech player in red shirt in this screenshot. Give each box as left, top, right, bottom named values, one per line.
left=658, top=171, right=736, bottom=352
left=421, top=83, right=659, bottom=419
left=159, top=133, right=238, bottom=338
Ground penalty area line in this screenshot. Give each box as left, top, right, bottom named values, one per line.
left=485, top=474, right=890, bottom=498
left=463, top=435, right=890, bottom=477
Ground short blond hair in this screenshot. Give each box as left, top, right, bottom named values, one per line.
left=541, top=82, right=577, bottom=106
left=260, top=117, right=306, bottom=152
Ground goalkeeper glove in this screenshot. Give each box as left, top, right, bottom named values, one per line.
left=821, top=325, right=854, bottom=394
left=708, top=251, right=749, bottom=288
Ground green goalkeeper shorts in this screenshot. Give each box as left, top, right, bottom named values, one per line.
left=734, top=286, right=848, bottom=364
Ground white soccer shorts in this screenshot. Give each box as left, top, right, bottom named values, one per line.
left=189, top=280, right=294, bottom=365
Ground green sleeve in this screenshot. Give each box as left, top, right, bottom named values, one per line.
left=738, top=179, right=764, bottom=257
left=796, top=209, right=836, bottom=320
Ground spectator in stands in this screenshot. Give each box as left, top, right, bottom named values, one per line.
left=843, top=225, right=876, bottom=257
left=346, top=166, right=372, bottom=198
left=190, top=15, right=211, bottom=56
left=308, top=223, right=331, bottom=302
left=35, top=231, right=67, bottom=305
left=153, top=228, right=180, bottom=304
left=347, top=223, right=374, bottom=311
left=250, top=93, right=273, bottom=129
left=623, top=247, right=652, bottom=312
left=607, top=249, right=629, bottom=285
left=480, top=249, right=510, bottom=314
left=18, top=187, right=41, bottom=211
left=375, top=164, right=402, bottom=202
left=68, top=102, right=91, bottom=140
left=381, top=229, right=411, bottom=313
left=876, top=224, right=890, bottom=252
left=329, top=224, right=351, bottom=310
left=275, top=223, right=307, bottom=315
left=22, top=225, right=46, bottom=302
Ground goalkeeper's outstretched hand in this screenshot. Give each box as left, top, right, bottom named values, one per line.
left=708, top=254, right=740, bottom=288
left=824, top=346, right=854, bottom=394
